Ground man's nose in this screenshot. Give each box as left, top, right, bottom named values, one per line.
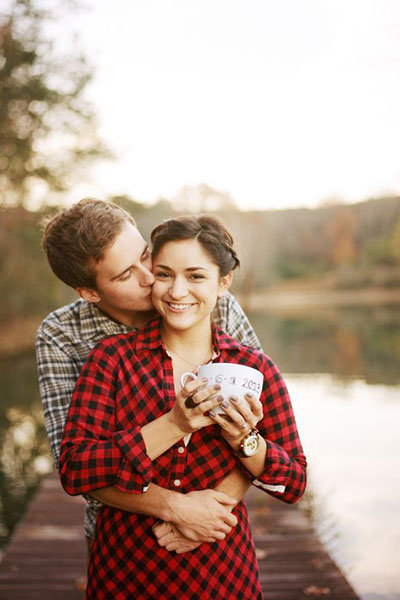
left=139, top=264, right=155, bottom=286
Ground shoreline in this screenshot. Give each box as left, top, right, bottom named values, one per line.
left=2, top=286, right=400, bottom=356
left=0, top=315, right=43, bottom=358
left=236, top=284, right=400, bottom=314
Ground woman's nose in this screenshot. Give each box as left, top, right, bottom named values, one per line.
left=169, top=278, right=187, bottom=299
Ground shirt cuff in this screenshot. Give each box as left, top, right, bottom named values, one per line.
left=112, top=427, right=153, bottom=493
left=242, top=438, right=289, bottom=495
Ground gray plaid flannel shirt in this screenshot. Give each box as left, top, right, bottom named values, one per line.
left=36, top=292, right=261, bottom=539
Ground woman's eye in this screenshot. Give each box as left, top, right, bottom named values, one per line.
left=155, top=271, right=170, bottom=278
left=191, top=274, right=205, bottom=280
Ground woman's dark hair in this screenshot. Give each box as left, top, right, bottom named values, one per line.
left=150, top=215, right=240, bottom=276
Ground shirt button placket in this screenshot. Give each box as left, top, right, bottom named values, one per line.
left=171, top=444, right=186, bottom=490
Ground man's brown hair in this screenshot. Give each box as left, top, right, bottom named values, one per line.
left=41, top=198, right=136, bottom=289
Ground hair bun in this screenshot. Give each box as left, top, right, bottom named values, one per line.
left=151, top=214, right=240, bottom=276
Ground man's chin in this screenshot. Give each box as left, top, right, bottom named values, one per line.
left=139, top=294, right=154, bottom=309
left=140, top=301, right=154, bottom=312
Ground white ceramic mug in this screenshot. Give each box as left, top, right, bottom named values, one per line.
left=180, top=362, right=264, bottom=414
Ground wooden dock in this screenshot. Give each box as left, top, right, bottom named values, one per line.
left=246, top=489, right=359, bottom=600
left=0, top=473, right=86, bottom=599
left=0, top=472, right=360, bottom=600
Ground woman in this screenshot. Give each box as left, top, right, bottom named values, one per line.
left=60, top=215, right=307, bottom=599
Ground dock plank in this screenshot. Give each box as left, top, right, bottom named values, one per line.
left=0, top=472, right=360, bottom=599
left=0, top=473, right=86, bottom=600
left=246, top=487, right=359, bottom=599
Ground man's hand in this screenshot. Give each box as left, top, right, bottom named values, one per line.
left=169, top=489, right=238, bottom=543
left=152, top=521, right=202, bottom=554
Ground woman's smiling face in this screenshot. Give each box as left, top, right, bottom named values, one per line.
left=152, top=238, right=232, bottom=332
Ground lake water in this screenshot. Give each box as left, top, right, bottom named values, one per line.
left=0, top=304, right=399, bottom=599
left=287, top=375, right=400, bottom=600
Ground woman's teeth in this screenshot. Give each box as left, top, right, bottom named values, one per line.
left=168, top=303, right=192, bottom=311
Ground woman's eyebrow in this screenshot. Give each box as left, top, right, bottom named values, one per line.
left=154, top=264, right=208, bottom=272
left=185, top=267, right=208, bottom=272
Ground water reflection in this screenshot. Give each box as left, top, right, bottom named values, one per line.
left=249, top=306, right=400, bottom=599
left=0, top=353, right=52, bottom=549
left=250, top=305, right=400, bottom=384
left=286, top=375, right=400, bottom=600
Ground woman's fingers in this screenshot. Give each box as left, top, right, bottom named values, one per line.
left=181, top=378, right=221, bottom=404
left=222, top=397, right=251, bottom=427
left=195, top=394, right=224, bottom=415
left=245, top=393, right=264, bottom=420
left=180, top=376, right=209, bottom=400
left=191, top=386, right=222, bottom=407
left=230, top=394, right=262, bottom=426
left=210, top=393, right=262, bottom=436
left=181, top=377, right=223, bottom=412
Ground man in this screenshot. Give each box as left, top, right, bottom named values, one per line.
left=36, top=198, right=262, bottom=553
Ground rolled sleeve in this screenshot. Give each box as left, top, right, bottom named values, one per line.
left=113, top=427, right=153, bottom=492
left=252, top=440, right=292, bottom=495
left=59, top=342, right=154, bottom=496
left=241, top=356, right=307, bottom=504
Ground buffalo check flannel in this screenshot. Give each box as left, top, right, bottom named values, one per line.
left=36, top=292, right=261, bottom=538
left=59, top=317, right=306, bottom=600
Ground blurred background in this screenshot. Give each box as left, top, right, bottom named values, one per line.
left=1, top=1, right=400, bottom=599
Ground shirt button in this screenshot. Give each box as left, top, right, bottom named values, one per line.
left=173, top=479, right=181, bottom=487
left=177, top=447, right=185, bottom=454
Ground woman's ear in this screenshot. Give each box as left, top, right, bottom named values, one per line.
left=217, top=271, right=233, bottom=297
left=76, top=287, right=102, bottom=304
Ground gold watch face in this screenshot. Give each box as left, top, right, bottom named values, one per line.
left=242, top=433, right=259, bottom=457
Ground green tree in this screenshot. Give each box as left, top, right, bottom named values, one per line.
left=0, top=0, right=110, bottom=207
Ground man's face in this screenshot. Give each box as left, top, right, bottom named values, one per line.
left=86, top=222, right=155, bottom=322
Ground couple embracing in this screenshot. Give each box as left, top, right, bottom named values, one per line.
left=36, top=198, right=307, bottom=599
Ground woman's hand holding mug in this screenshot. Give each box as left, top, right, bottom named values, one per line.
left=179, top=363, right=264, bottom=450
left=170, top=374, right=224, bottom=435
left=209, top=393, right=264, bottom=451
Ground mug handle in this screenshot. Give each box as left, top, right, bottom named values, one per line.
left=180, top=371, right=197, bottom=388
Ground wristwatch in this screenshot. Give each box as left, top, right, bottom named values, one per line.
left=238, top=428, right=260, bottom=458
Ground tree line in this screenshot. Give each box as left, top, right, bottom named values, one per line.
left=2, top=1, right=400, bottom=325
left=2, top=193, right=400, bottom=324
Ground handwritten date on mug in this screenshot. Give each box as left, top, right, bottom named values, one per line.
left=212, top=374, right=261, bottom=394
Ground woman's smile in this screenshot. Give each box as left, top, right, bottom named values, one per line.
left=152, top=238, right=230, bottom=332
left=165, top=301, right=197, bottom=312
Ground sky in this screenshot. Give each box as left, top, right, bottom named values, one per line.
left=60, top=0, right=400, bottom=211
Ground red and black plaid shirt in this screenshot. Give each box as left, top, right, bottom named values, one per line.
left=60, top=317, right=306, bottom=599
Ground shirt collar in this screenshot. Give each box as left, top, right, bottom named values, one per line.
left=211, top=320, right=243, bottom=351
left=78, top=300, right=132, bottom=337
left=135, top=315, right=164, bottom=351
left=135, top=315, right=242, bottom=354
